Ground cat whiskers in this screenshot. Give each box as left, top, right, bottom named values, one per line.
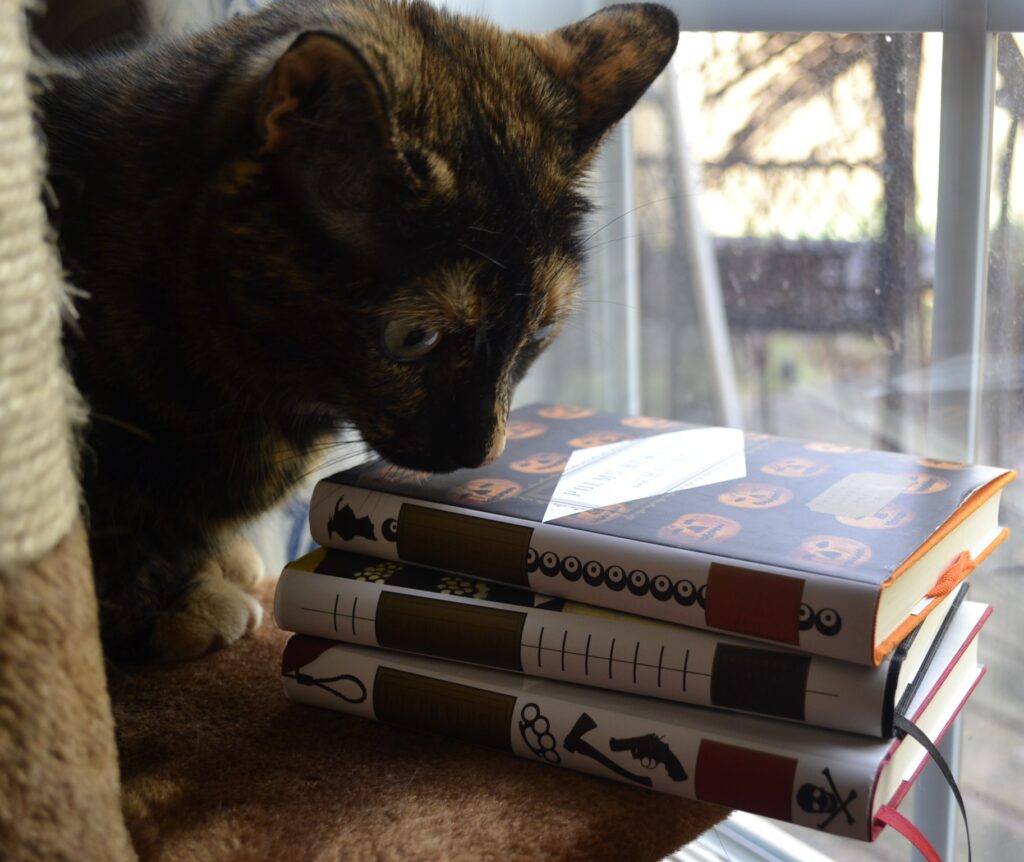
left=458, top=240, right=507, bottom=271
left=580, top=193, right=694, bottom=248
left=374, top=461, right=438, bottom=488
left=265, top=424, right=364, bottom=468
left=581, top=230, right=676, bottom=255
left=292, top=441, right=378, bottom=483
left=89, top=412, right=157, bottom=443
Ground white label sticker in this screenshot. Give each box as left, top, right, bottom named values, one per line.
left=806, top=472, right=913, bottom=520
left=542, top=428, right=747, bottom=522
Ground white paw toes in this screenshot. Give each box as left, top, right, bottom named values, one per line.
left=152, top=565, right=263, bottom=661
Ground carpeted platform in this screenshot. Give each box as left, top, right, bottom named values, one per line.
left=111, top=581, right=727, bottom=862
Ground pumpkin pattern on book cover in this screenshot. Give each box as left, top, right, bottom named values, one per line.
left=315, top=405, right=1011, bottom=660
left=339, top=404, right=1008, bottom=584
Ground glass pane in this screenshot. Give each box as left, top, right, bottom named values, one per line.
left=966, top=31, right=1024, bottom=862
left=630, top=30, right=983, bottom=861
left=634, top=31, right=942, bottom=454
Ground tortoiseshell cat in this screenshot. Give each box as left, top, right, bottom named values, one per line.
left=41, top=0, right=678, bottom=659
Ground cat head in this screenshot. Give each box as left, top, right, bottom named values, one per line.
left=221, top=1, right=677, bottom=472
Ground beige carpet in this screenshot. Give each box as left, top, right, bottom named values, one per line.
left=0, top=521, right=135, bottom=862
left=112, top=581, right=727, bottom=862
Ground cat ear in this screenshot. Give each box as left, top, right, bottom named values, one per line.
left=531, top=4, right=679, bottom=154
left=256, top=31, right=390, bottom=154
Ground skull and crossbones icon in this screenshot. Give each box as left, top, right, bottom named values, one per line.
left=797, top=767, right=858, bottom=830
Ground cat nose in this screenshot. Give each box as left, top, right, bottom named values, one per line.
left=450, top=429, right=504, bottom=470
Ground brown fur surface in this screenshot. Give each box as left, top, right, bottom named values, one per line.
left=112, top=580, right=727, bottom=861
left=0, top=520, right=134, bottom=862
left=41, top=0, right=679, bottom=660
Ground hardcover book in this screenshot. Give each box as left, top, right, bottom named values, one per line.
left=280, top=597, right=989, bottom=842
left=275, top=547, right=971, bottom=738
left=308, top=404, right=1014, bottom=665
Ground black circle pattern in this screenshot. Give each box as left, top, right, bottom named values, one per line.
left=525, top=547, right=840, bottom=635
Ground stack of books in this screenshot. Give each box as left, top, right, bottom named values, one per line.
left=274, top=403, right=1014, bottom=852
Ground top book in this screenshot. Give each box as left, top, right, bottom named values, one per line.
left=308, top=404, right=1014, bottom=666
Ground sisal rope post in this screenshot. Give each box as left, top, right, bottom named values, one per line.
left=0, top=0, right=83, bottom=575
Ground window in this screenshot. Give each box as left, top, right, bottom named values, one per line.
left=512, top=2, right=1023, bottom=860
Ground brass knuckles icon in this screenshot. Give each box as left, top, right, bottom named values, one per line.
left=526, top=547, right=707, bottom=607
left=518, top=702, right=560, bottom=764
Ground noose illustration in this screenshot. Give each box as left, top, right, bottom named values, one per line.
left=283, top=669, right=367, bottom=704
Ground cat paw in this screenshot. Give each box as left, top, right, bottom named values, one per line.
left=215, top=534, right=266, bottom=588
left=151, top=562, right=263, bottom=661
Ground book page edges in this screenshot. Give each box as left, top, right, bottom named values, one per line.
left=901, top=605, right=990, bottom=726
left=871, top=527, right=1006, bottom=665
left=884, top=470, right=1015, bottom=585
left=880, top=586, right=968, bottom=737
left=869, top=665, right=986, bottom=842
left=867, top=604, right=990, bottom=835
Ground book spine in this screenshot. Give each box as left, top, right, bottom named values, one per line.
left=309, top=479, right=881, bottom=665
left=275, top=565, right=891, bottom=736
left=282, top=636, right=876, bottom=840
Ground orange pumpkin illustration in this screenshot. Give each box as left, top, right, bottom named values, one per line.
left=658, top=513, right=742, bottom=545
left=506, top=421, right=548, bottom=441
left=621, top=415, right=679, bottom=430
left=509, top=452, right=569, bottom=474
left=836, top=503, right=915, bottom=530
left=761, top=457, right=828, bottom=479
left=792, top=535, right=872, bottom=569
left=917, top=457, right=967, bottom=471
left=569, top=429, right=633, bottom=448
left=537, top=405, right=597, bottom=420
left=718, top=483, right=794, bottom=509
left=564, top=503, right=630, bottom=525
left=449, top=477, right=523, bottom=504
left=899, top=473, right=952, bottom=494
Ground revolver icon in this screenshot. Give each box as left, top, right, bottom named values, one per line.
left=609, top=733, right=688, bottom=782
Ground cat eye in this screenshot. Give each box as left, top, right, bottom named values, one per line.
left=381, top=320, right=442, bottom=362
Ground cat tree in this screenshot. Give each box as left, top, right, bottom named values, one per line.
left=0, top=1, right=725, bottom=858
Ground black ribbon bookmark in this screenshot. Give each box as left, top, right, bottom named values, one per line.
left=888, top=712, right=972, bottom=862
left=892, top=585, right=970, bottom=731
